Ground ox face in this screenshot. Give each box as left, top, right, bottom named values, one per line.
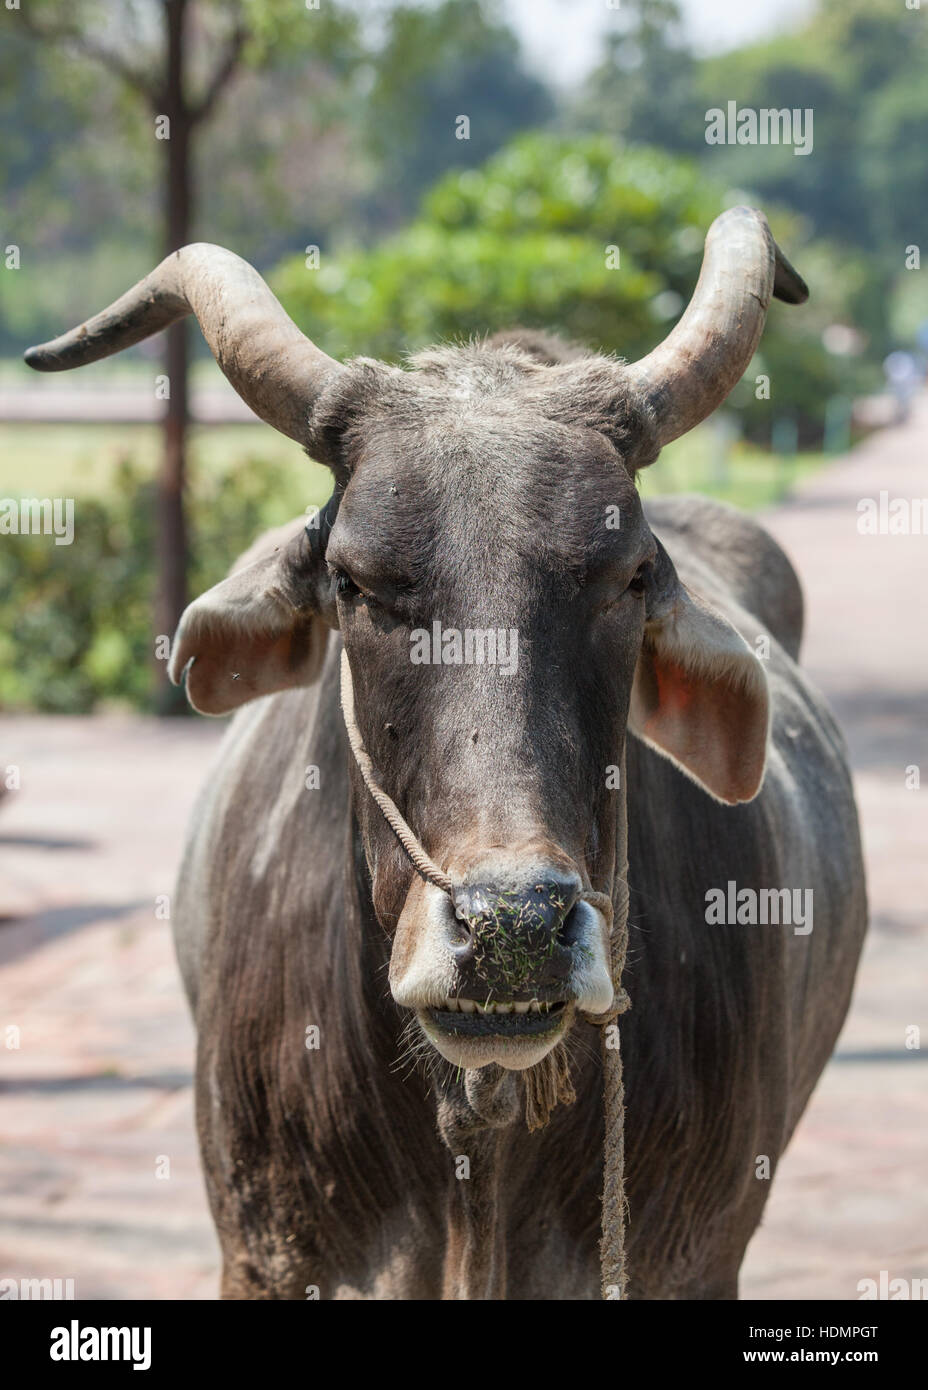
left=325, top=397, right=650, bottom=1068
left=167, top=351, right=770, bottom=1072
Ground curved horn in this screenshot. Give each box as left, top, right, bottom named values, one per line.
left=627, top=206, right=808, bottom=449
left=24, top=244, right=342, bottom=445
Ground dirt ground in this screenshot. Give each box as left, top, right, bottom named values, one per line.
left=1, top=402, right=926, bottom=1300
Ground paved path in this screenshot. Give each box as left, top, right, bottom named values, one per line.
left=0, top=718, right=224, bottom=1298
left=1, top=404, right=926, bottom=1300
left=740, top=398, right=928, bottom=1299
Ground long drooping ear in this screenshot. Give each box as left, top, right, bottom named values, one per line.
left=629, top=543, right=769, bottom=804
left=168, top=514, right=333, bottom=716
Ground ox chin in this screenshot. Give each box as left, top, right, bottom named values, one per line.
left=416, top=999, right=574, bottom=1070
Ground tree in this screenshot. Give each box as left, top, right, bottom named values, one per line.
left=694, top=0, right=927, bottom=260
left=574, top=0, right=924, bottom=363
left=573, top=0, right=701, bottom=156
left=360, top=0, right=554, bottom=226
left=14, top=0, right=359, bottom=707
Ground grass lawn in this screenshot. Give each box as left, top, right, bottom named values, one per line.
left=0, top=422, right=332, bottom=517
left=642, top=427, right=824, bottom=512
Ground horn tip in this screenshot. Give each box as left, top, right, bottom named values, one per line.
left=773, top=250, right=810, bottom=306
left=24, top=344, right=56, bottom=371
left=713, top=205, right=810, bottom=306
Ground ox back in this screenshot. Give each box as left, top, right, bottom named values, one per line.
left=173, top=494, right=867, bottom=1301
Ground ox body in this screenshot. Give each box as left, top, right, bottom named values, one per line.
left=25, top=208, right=867, bottom=1299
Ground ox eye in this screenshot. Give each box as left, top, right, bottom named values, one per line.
left=627, top=563, right=650, bottom=596
left=333, top=569, right=360, bottom=599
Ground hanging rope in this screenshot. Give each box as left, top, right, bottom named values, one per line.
left=339, top=648, right=630, bottom=1300
left=582, top=882, right=631, bottom=1300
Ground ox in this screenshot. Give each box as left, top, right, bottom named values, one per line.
left=26, top=208, right=867, bottom=1299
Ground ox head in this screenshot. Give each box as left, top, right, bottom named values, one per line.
left=26, top=209, right=807, bottom=1073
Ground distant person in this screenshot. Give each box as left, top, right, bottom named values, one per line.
left=883, top=350, right=921, bottom=423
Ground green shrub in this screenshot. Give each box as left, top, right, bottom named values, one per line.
left=0, top=453, right=315, bottom=714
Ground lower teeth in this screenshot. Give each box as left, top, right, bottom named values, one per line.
left=440, top=999, right=558, bottom=1015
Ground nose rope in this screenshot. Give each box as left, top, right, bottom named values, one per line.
left=339, top=648, right=630, bottom=1300
left=340, top=651, right=455, bottom=897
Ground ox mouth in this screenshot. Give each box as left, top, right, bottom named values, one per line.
left=428, top=999, right=567, bottom=1037
left=416, top=997, right=575, bottom=1069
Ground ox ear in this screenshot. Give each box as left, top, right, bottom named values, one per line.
left=168, top=516, right=332, bottom=716
left=629, top=543, right=769, bottom=804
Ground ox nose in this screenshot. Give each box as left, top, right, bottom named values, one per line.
left=449, top=875, right=582, bottom=995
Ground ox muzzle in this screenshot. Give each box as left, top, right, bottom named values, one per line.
left=390, top=856, right=614, bottom=1070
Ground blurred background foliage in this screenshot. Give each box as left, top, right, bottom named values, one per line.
left=274, top=132, right=876, bottom=441
left=1, top=0, right=923, bottom=711
left=0, top=451, right=328, bottom=712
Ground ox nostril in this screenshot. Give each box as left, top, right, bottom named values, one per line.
left=528, top=878, right=582, bottom=939
left=559, top=901, right=583, bottom=948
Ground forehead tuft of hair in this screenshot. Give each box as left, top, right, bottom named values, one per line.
left=307, top=333, right=660, bottom=481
